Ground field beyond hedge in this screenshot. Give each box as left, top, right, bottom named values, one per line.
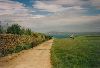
left=51, top=36, right=100, bottom=68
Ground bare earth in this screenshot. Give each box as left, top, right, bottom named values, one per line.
left=0, top=40, right=53, bottom=68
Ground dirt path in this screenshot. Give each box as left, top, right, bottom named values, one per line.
left=0, top=40, right=53, bottom=68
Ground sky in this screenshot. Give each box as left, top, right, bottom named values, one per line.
left=0, top=0, right=100, bottom=32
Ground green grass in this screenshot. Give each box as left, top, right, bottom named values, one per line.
left=51, top=36, right=100, bottom=68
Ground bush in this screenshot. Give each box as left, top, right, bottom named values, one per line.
left=0, top=34, right=52, bottom=57
left=7, top=24, right=21, bottom=35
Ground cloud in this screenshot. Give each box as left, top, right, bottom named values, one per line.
left=34, top=14, right=100, bottom=32
left=0, top=0, right=27, bottom=15
left=34, top=1, right=63, bottom=12
left=1, top=15, right=100, bottom=32
left=53, top=0, right=82, bottom=6
left=33, top=0, right=89, bottom=15
left=0, top=0, right=100, bottom=32
left=1, top=12, right=99, bottom=32
left=0, top=0, right=45, bottom=18
left=91, top=0, right=100, bottom=9
left=33, top=0, right=100, bottom=13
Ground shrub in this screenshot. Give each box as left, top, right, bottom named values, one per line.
left=7, top=24, right=21, bottom=35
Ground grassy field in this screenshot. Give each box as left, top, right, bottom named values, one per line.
left=51, top=36, right=100, bottom=68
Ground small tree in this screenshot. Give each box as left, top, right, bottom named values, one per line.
left=7, top=24, right=21, bottom=35
left=0, top=22, right=3, bottom=34
left=20, top=28, right=26, bottom=35
left=0, top=26, right=3, bottom=34
left=25, top=28, right=32, bottom=35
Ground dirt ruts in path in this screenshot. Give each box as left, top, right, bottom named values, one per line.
left=0, top=40, right=53, bottom=68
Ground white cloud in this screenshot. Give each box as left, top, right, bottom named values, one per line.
left=0, top=0, right=45, bottom=19
left=0, top=0, right=100, bottom=32
left=1, top=13, right=100, bottom=32
left=91, top=0, right=100, bottom=9
left=53, top=0, right=81, bottom=6
left=34, top=1, right=63, bottom=12
left=0, top=0, right=27, bottom=15
left=33, top=0, right=100, bottom=13
left=31, top=15, right=45, bottom=18
left=33, top=0, right=88, bottom=14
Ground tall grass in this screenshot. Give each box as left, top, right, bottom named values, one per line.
left=51, top=36, right=100, bottom=68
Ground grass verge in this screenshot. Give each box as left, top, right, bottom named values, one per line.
left=51, top=36, right=100, bottom=68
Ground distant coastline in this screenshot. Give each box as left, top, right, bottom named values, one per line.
left=46, top=32, right=100, bottom=38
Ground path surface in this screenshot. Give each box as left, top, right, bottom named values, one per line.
left=0, top=40, right=53, bottom=68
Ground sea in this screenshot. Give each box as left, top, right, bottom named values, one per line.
left=46, top=32, right=100, bottom=38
